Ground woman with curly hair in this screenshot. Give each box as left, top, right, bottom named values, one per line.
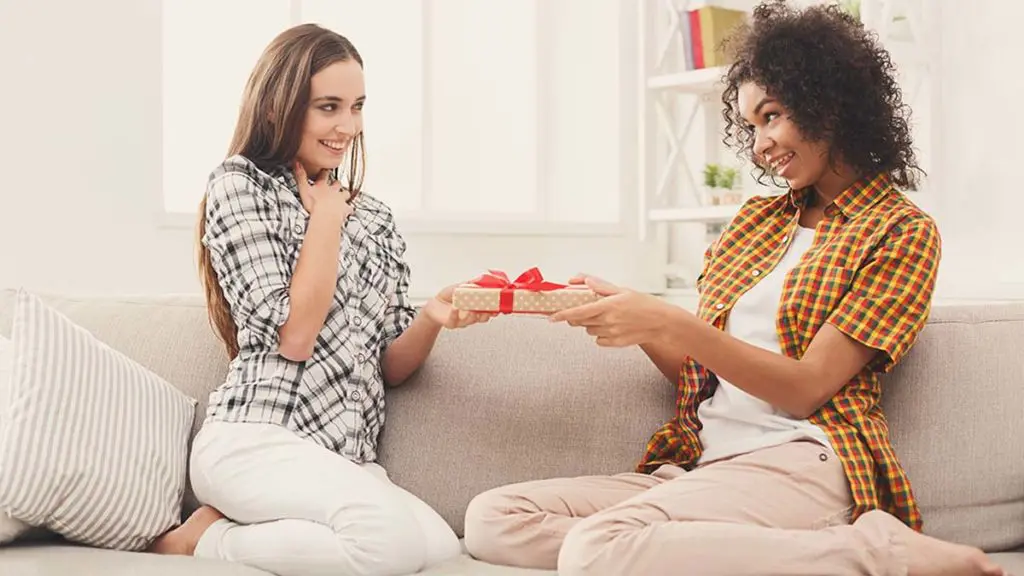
left=462, top=2, right=1007, bottom=575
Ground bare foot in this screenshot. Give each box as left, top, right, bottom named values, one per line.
left=147, top=505, right=225, bottom=556
left=868, top=511, right=1006, bottom=576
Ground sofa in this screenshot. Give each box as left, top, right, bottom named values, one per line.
left=0, top=289, right=1021, bottom=575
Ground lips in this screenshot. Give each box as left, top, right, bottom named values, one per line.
left=768, top=152, right=795, bottom=177
left=320, top=140, right=348, bottom=155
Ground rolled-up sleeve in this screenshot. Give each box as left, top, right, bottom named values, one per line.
left=202, top=171, right=293, bottom=350
left=379, top=226, right=416, bottom=351
left=826, top=214, right=941, bottom=373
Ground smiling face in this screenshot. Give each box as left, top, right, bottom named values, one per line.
left=737, top=81, right=832, bottom=191
left=294, top=58, right=366, bottom=177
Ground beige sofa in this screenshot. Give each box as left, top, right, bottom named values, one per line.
left=0, top=290, right=1021, bottom=575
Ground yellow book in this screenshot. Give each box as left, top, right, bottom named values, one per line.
left=697, top=7, right=747, bottom=68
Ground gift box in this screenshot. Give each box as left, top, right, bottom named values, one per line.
left=451, top=268, right=600, bottom=315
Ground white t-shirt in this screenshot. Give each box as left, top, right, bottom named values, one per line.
left=696, top=225, right=833, bottom=464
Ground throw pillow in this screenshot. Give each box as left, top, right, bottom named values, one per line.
left=0, top=335, right=31, bottom=545
left=0, top=290, right=197, bottom=551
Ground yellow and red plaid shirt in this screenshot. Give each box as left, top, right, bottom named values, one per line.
left=638, top=173, right=941, bottom=531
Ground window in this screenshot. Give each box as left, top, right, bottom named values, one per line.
left=161, top=0, right=628, bottom=230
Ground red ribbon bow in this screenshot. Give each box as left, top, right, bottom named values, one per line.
left=468, top=267, right=566, bottom=314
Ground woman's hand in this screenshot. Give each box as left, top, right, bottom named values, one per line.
left=549, top=274, right=672, bottom=347
left=295, top=163, right=353, bottom=220
left=423, top=284, right=496, bottom=330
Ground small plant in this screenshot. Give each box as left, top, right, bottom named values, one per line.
left=716, top=167, right=740, bottom=190
left=702, top=163, right=743, bottom=205
left=702, top=164, right=720, bottom=188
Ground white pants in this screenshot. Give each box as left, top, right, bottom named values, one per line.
left=190, top=421, right=461, bottom=576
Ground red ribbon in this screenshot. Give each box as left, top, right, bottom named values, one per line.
left=468, top=267, right=566, bottom=314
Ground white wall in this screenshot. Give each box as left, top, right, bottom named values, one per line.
left=0, top=0, right=656, bottom=299
left=0, top=0, right=1021, bottom=301
left=929, top=0, right=1024, bottom=300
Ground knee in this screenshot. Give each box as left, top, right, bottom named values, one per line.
left=557, top=514, right=631, bottom=576
left=462, top=488, right=526, bottom=563
left=332, top=501, right=427, bottom=576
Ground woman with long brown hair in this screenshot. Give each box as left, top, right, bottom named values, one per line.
left=147, top=23, right=491, bottom=576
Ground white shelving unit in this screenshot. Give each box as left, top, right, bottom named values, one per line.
left=638, top=0, right=940, bottom=298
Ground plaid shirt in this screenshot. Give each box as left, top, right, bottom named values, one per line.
left=201, top=155, right=415, bottom=463
left=639, top=173, right=940, bottom=531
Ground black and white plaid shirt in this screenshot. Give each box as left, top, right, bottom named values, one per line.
left=201, top=155, right=416, bottom=463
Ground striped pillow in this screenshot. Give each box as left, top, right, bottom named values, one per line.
left=0, top=334, right=32, bottom=545
left=0, top=290, right=197, bottom=551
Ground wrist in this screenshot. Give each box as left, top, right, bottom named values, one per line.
left=311, top=199, right=348, bottom=222
left=421, top=297, right=447, bottom=328
left=659, top=305, right=693, bottom=347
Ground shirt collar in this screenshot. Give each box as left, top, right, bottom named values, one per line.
left=786, top=173, right=894, bottom=219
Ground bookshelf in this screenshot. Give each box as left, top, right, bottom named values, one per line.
left=637, top=0, right=940, bottom=296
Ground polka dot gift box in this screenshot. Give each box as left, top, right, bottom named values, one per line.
left=451, top=268, right=600, bottom=315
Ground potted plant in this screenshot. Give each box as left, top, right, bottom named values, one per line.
left=702, top=164, right=720, bottom=205
left=702, top=163, right=744, bottom=205
left=716, top=166, right=743, bottom=205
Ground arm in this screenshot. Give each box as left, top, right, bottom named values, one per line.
left=555, top=216, right=940, bottom=418
left=381, top=309, right=443, bottom=387
left=640, top=224, right=723, bottom=383
left=278, top=166, right=352, bottom=361
left=379, top=249, right=433, bottom=386
left=381, top=284, right=494, bottom=387
left=639, top=341, right=686, bottom=383
left=659, top=310, right=874, bottom=418
left=276, top=203, right=346, bottom=361
left=203, top=164, right=349, bottom=362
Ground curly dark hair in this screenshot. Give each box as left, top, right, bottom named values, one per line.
left=721, top=0, right=922, bottom=190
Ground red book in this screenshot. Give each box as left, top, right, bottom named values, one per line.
left=689, top=9, right=705, bottom=69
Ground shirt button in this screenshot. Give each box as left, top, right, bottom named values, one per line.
left=292, top=224, right=303, bottom=235
left=357, top=354, right=365, bottom=363
left=354, top=316, right=362, bottom=326
left=350, top=390, right=362, bottom=401
left=752, top=270, right=761, bottom=277
left=715, top=303, right=725, bottom=310
left=781, top=236, right=789, bottom=243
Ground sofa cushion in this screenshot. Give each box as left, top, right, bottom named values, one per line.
left=378, top=316, right=675, bottom=536
left=0, top=542, right=273, bottom=575
left=0, top=291, right=196, bottom=551
left=882, top=303, right=1024, bottom=552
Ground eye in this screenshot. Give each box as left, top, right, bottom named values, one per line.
left=765, top=111, right=780, bottom=122
left=319, top=104, right=337, bottom=112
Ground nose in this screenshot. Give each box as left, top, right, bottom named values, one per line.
left=752, top=127, right=773, bottom=163
left=333, top=111, right=356, bottom=137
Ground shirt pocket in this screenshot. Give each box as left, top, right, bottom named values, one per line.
left=778, top=263, right=854, bottom=331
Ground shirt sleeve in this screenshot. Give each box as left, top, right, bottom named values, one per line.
left=826, top=214, right=941, bottom=372
left=202, top=171, right=293, bottom=350
left=377, top=214, right=416, bottom=351
left=695, top=237, right=718, bottom=295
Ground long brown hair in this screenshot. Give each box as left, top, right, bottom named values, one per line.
left=197, top=23, right=366, bottom=359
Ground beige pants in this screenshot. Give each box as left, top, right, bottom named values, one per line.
left=464, top=441, right=910, bottom=575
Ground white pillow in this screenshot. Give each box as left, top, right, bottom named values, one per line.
left=0, top=334, right=31, bottom=545
left=0, top=290, right=197, bottom=551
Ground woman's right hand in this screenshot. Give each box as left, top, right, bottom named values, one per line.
left=295, top=162, right=353, bottom=220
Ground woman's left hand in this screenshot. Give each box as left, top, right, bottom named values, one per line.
left=423, top=284, right=496, bottom=330
left=549, top=276, right=672, bottom=347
